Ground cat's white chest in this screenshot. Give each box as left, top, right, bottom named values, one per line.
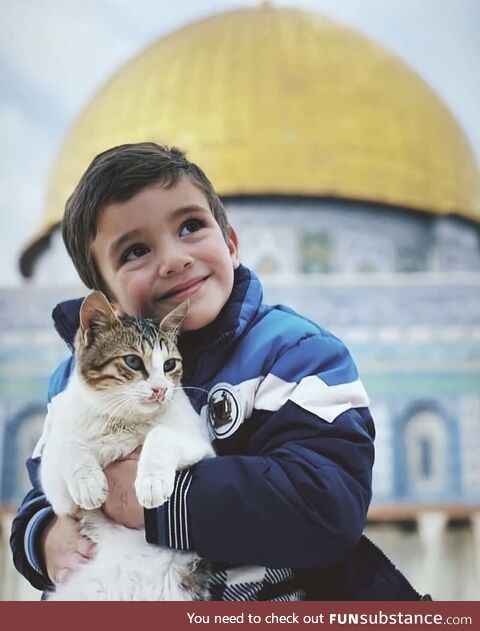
left=87, top=420, right=151, bottom=466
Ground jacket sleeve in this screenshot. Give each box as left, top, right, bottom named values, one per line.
left=9, top=357, right=74, bottom=590
left=145, top=333, right=375, bottom=568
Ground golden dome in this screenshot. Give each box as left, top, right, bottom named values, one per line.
left=21, top=6, right=480, bottom=275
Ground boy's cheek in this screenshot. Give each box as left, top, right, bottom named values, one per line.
left=113, top=278, right=148, bottom=317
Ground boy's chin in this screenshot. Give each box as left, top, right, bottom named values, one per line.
left=139, top=298, right=223, bottom=331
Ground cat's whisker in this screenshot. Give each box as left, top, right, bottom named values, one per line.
left=104, top=404, right=130, bottom=426
left=102, top=393, right=132, bottom=410
left=121, top=399, right=138, bottom=423
left=174, top=386, right=209, bottom=395
left=109, top=385, right=148, bottom=400
left=103, top=396, right=137, bottom=424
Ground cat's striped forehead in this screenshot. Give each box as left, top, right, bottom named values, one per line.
left=119, top=315, right=163, bottom=349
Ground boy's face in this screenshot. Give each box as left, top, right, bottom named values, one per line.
left=91, top=178, right=239, bottom=331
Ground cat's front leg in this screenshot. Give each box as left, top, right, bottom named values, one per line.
left=41, top=454, right=77, bottom=517
left=64, top=441, right=108, bottom=511
left=135, top=426, right=182, bottom=509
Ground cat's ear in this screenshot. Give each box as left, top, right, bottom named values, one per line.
left=79, top=291, right=119, bottom=344
left=159, top=300, right=190, bottom=340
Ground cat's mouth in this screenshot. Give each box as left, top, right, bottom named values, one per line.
left=140, top=397, right=169, bottom=412
left=148, top=388, right=166, bottom=404
left=158, top=275, right=209, bottom=302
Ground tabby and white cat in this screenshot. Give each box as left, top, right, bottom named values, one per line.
left=39, top=291, right=214, bottom=600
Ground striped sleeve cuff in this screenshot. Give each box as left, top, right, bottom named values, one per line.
left=24, top=506, right=55, bottom=577
left=144, top=469, right=194, bottom=551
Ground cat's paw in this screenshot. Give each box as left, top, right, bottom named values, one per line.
left=67, top=468, right=108, bottom=510
left=135, top=469, right=175, bottom=509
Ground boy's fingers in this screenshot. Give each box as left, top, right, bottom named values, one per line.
left=76, top=536, right=96, bottom=559
left=56, top=553, right=89, bottom=584
left=120, top=446, right=141, bottom=461
left=54, top=546, right=95, bottom=584
left=71, top=506, right=83, bottom=520
left=56, top=568, right=71, bottom=584
left=70, top=550, right=93, bottom=568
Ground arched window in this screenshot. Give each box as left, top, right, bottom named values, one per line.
left=301, top=233, right=332, bottom=273
left=403, top=409, right=449, bottom=496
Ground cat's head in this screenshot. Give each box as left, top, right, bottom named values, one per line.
left=75, top=291, right=188, bottom=418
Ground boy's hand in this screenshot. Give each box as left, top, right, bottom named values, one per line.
left=102, top=447, right=145, bottom=529
left=42, top=514, right=95, bottom=585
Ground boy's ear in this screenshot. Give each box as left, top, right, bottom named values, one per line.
left=227, top=226, right=240, bottom=269
left=159, top=300, right=190, bottom=341
left=79, top=291, right=119, bottom=344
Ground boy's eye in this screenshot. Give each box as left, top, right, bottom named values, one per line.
left=123, top=354, right=145, bottom=371
left=122, top=244, right=150, bottom=263
left=179, top=218, right=205, bottom=237
left=163, top=358, right=177, bottom=372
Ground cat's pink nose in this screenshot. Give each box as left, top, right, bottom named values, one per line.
left=150, top=386, right=166, bottom=402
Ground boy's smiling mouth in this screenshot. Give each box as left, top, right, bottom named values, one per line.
left=159, top=275, right=209, bottom=302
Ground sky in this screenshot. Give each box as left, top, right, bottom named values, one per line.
left=1, top=0, right=479, bottom=286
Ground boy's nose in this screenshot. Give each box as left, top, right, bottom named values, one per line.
left=157, top=247, right=194, bottom=277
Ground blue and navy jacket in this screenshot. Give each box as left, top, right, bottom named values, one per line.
left=10, top=265, right=420, bottom=600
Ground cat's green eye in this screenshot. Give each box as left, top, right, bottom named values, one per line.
left=163, top=358, right=177, bottom=373
left=124, top=354, right=144, bottom=371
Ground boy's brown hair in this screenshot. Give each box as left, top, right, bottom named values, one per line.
left=62, top=142, right=229, bottom=294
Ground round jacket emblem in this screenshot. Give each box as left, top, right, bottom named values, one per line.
left=207, top=383, right=243, bottom=439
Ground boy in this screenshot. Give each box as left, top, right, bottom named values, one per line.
left=11, top=143, right=421, bottom=600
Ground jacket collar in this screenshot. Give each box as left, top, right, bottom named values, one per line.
left=52, top=265, right=263, bottom=376
left=52, top=298, right=83, bottom=352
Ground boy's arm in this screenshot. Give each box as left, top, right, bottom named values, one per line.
left=9, top=357, right=81, bottom=589
left=146, top=333, right=375, bottom=568
left=9, top=467, right=55, bottom=590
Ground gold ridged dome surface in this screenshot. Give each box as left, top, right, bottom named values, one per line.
left=21, top=7, right=480, bottom=273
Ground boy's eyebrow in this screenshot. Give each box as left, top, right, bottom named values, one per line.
left=170, top=204, right=210, bottom=219
left=108, top=205, right=210, bottom=259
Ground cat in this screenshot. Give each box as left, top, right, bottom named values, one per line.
left=39, top=290, right=214, bottom=600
